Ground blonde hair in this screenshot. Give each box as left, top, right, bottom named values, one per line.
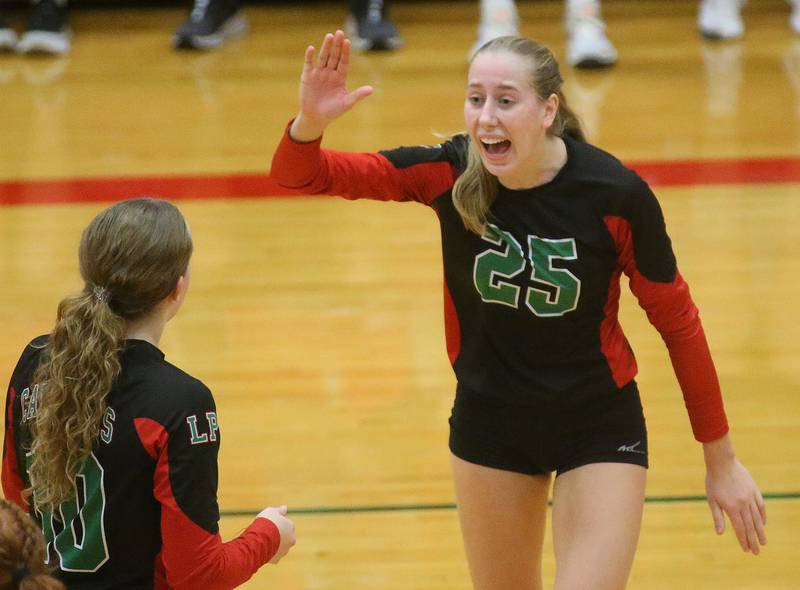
left=0, top=500, right=64, bottom=590
left=452, top=36, right=585, bottom=235
left=29, top=198, right=193, bottom=510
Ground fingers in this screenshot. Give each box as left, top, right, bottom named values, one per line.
left=304, top=45, right=315, bottom=66
left=345, top=85, right=374, bottom=109
left=756, top=490, right=767, bottom=526
left=750, top=501, right=768, bottom=547
left=329, top=30, right=344, bottom=70
left=337, top=38, right=352, bottom=74
left=740, top=508, right=760, bottom=555
left=276, top=504, right=288, bottom=515
left=727, top=509, right=750, bottom=552
left=708, top=497, right=725, bottom=535
left=317, top=33, right=334, bottom=67
left=316, top=31, right=348, bottom=70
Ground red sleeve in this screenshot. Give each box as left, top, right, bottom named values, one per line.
left=2, top=385, right=26, bottom=509
left=269, top=120, right=456, bottom=205
left=605, top=215, right=729, bottom=442
left=134, top=418, right=280, bottom=590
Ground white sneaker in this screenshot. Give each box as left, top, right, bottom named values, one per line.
left=0, top=21, right=17, bottom=51
left=470, top=0, right=519, bottom=59
left=566, top=18, right=617, bottom=69
left=790, top=0, right=800, bottom=34
left=698, top=0, right=744, bottom=40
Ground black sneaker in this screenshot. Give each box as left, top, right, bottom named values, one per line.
left=173, top=0, right=248, bottom=50
left=17, top=0, right=70, bottom=55
left=346, top=0, right=403, bottom=51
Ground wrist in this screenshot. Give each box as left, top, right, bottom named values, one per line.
left=702, top=433, right=736, bottom=471
left=290, top=113, right=327, bottom=143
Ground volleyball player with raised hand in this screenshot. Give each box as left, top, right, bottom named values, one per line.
left=271, top=30, right=766, bottom=589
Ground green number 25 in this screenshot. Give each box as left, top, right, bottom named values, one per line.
left=473, top=224, right=581, bottom=317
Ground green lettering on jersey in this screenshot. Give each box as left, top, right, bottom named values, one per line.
left=473, top=225, right=525, bottom=307
left=187, top=414, right=209, bottom=444
left=99, top=407, right=115, bottom=444
left=473, top=225, right=582, bottom=317
left=28, top=452, right=110, bottom=572
left=525, top=236, right=581, bottom=317
left=205, top=412, right=219, bottom=442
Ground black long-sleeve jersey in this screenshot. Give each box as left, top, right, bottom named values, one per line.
left=2, top=337, right=279, bottom=589
left=271, top=125, right=728, bottom=442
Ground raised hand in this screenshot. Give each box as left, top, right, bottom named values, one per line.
left=290, top=30, right=374, bottom=142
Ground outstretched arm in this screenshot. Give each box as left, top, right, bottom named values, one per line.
left=290, top=30, right=373, bottom=142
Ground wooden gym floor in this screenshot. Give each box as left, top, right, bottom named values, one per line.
left=0, top=0, right=798, bottom=587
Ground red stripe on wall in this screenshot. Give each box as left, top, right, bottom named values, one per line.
left=2, top=155, right=799, bottom=206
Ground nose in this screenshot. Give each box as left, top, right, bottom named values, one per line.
left=478, top=100, right=498, bottom=126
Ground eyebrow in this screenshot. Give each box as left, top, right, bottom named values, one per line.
left=467, top=82, right=520, bottom=91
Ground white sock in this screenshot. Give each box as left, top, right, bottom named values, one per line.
left=480, top=0, right=517, bottom=23
left=566, top=0, right=601, bottom=21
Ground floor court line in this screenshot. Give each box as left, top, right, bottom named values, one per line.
left=2, top=155, right=800, bottom=206
left=219, top=491, right=800, bottom=518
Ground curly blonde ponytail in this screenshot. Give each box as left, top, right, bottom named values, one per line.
left=29, top=198, right=193, bottom=510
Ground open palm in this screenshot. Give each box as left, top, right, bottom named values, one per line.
left=299, top=30, right=373, bottom=126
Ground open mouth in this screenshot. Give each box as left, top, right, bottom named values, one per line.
left=481, top=138, right=511, bottom=157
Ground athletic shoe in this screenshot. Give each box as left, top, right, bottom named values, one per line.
left=345, top=0, right=403, bottom=51
left=566, top=1, right=617, bottom=69
left=16, top=0, right=70, bottom=55
left=470, top=0, right=519, bottom=58
left=173, top=0, right=248, bottom=50
left=0, top=18, right=17, bottom=51
left=790, top=0, right=800, bottom=34
left=697, top=0, right=744, bottom=40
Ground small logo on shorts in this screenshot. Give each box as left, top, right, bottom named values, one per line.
left=617, top=441, right=646, bottom=454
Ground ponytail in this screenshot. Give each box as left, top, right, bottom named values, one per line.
left=29, top=289, right=124, bottom=509
left=27, top=198, right=193, bottom=511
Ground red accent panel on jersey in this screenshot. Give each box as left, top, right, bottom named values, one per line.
left=270, top=122, right=455, bottom=205
left=133, top=418, right=280, bottom=590
left=599, top=266, right=639, bottom=389
left=443, top=280, right=461, bottom=365
left=1, top=386, right=26, bottom=509
left=603, top=216, right=729, bottom=442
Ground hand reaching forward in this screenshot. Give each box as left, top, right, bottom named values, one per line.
left=290, top=30, right=374, bottom=142
left=258, top=505, right=297, bottom=564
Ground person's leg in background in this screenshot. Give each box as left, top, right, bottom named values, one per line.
left=16, top=0, right=70, bottom=55
left=565, top=0, right=617, bottom=69
left=0, top=14, right=18, bottom=51
left=472, top=0, right=519, bottom=56
left=698, top=0, right=744, bottom=39
left=346, top=0, right=403, bottom=51
left=471, top=0, right=617, bottom=69
left=173, top=0, right=248, bottom=50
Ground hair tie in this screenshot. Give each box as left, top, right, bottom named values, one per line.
left=92, top=285, right=110, bottom=304
left=11, top=565, right=30, bottom=586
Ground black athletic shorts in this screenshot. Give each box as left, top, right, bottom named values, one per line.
left=449, top=380, right=648, bottom=476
